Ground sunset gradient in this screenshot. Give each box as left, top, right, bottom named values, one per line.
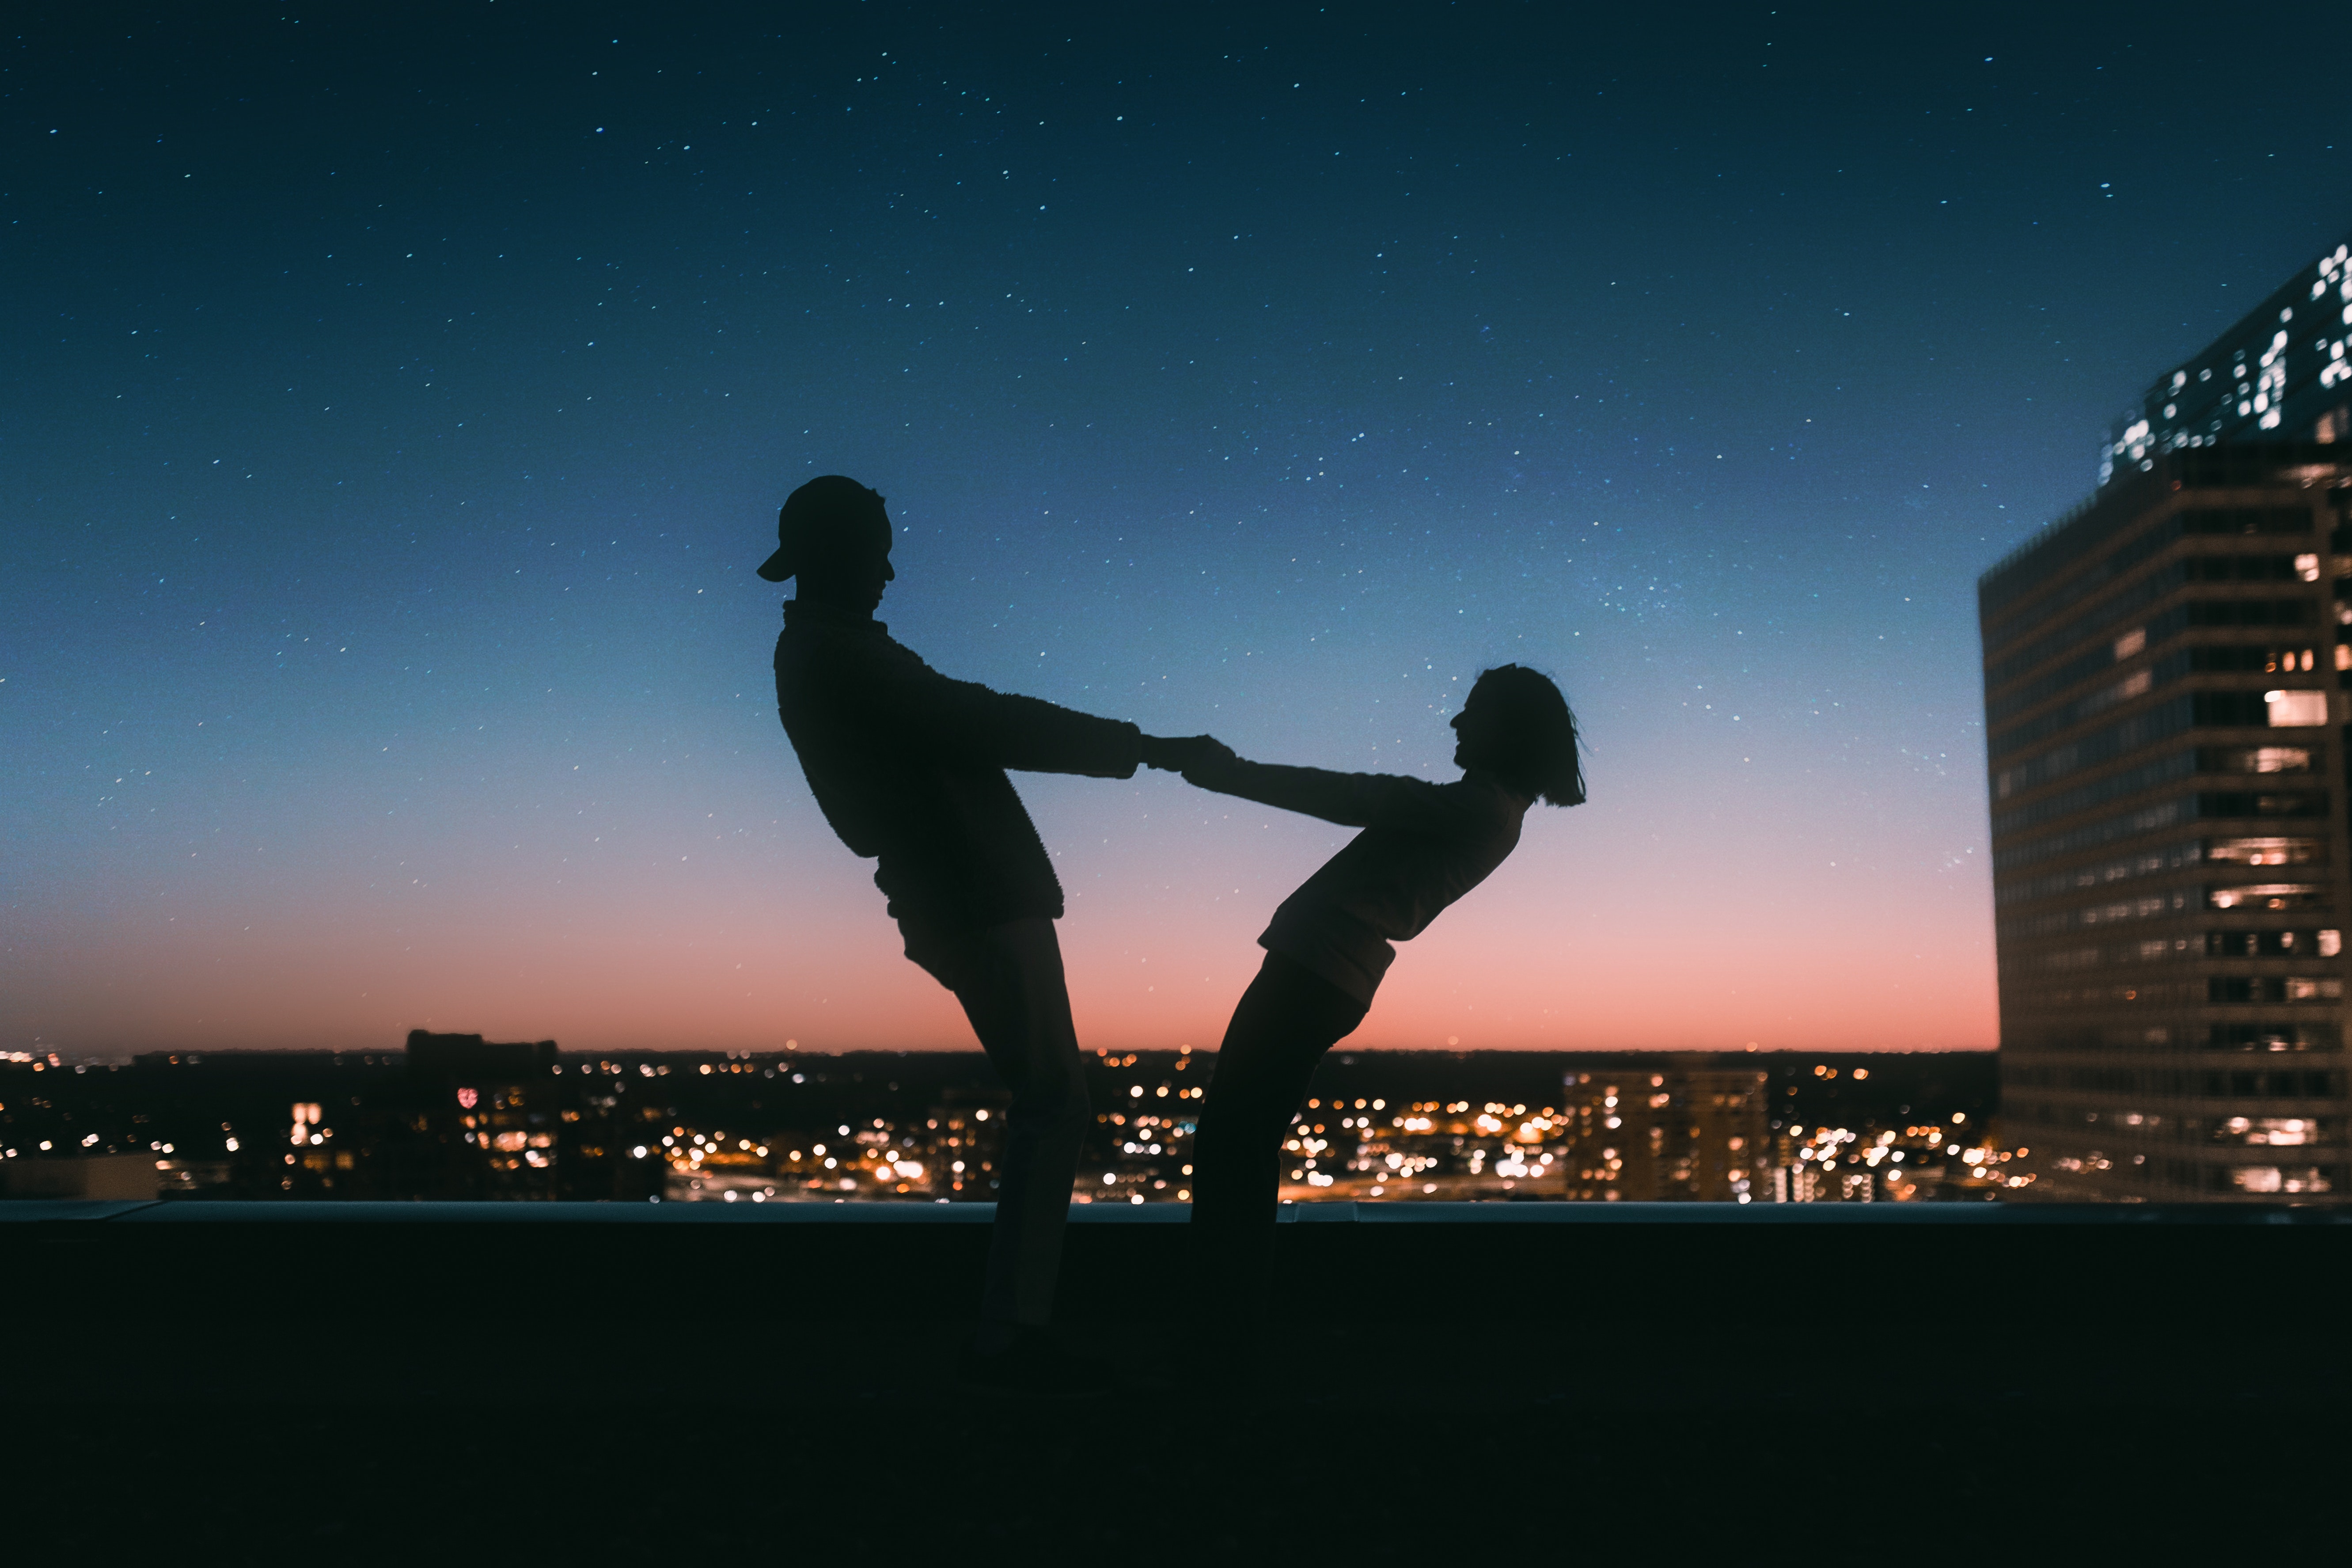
left=8, top=5, right=2349, bottom=1054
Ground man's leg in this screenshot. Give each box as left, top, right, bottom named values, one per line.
left=911, top=918, right=1091, bottom=1337
left=1189, top=952, right=1367, bottom=1356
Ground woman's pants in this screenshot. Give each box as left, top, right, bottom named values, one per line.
left=906, top=918, right=1092, bottom=1327
left=1188, top=950, right=1370, bottom=1333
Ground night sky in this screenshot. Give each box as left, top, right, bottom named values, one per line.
left=9, top=4, right=2350, bottom=1055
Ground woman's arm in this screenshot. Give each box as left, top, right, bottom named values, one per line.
left=1181, top=752, right=1467, bottom=831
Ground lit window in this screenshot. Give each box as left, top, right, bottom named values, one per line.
left=2265, top=689, right=2329, bottom=727
left=2205, top=837, right=2316, bottom=866
left=2208, top=884, right=2320, bottom=910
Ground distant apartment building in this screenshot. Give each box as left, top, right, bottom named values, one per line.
left=1982, top=445, right=2352, bottom=1199
left=402, top=1030, right=660, bottom=1201
left=1552, top=1064, right=1770, bottom=1202
left=402, top=1030, right=566, bottom=1198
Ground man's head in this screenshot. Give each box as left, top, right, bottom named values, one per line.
left=758, top=475, right=895, bottom=611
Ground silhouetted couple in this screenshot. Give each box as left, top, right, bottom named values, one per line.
left=763, top=476, right=1583, bottom=1393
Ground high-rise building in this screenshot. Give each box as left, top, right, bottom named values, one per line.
left=2105, top=236, right=2352, bottom=483
left=1982, top=442, right=2352, bottom=1200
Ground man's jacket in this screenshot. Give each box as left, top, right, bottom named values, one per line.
left=773, top=600, right=1142, bottom=933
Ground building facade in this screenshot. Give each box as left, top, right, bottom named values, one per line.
left=1983, top=446, right=2352, bottom=1199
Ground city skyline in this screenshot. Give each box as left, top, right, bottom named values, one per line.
left=0, top=1035, right=2007, bottom=1205
left=9, top=7, right=2352, bottom=1054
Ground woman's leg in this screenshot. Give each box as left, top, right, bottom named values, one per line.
left=907, top=918, right=1091, bottom=1332
left=1190, top=951, right=1367, bottom=1344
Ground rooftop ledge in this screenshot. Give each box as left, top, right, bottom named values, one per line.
left=9, top=1195, right=2345, bottom=1428
left=7, top=1197, right=2348, bottom=1225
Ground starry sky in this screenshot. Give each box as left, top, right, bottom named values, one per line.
left=8, top=3, right=2350, bottom=1055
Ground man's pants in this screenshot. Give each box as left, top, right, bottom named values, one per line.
left=1188, top=950, right=1370, bottom=1334
left=907, top=918, right=1092, bottom=1327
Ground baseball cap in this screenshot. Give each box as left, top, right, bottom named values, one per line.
left=756, top=475, right=890, bottom=582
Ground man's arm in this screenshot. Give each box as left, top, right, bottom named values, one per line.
left=864, top=662, right=1143, bottom=777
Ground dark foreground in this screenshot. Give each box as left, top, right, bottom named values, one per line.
left=9, top=1200, right=2345, bottom=1557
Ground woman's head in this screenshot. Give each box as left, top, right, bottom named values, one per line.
left=1450, top=664, right=1584, bottom=806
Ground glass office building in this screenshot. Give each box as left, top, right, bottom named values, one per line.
left=1982, top=445, right=2352, bottom=1200
left=2103, top=236, right=2352, bottom=485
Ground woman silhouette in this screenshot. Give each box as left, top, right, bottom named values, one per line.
left=1177, top=664, right=1583, bottom=1373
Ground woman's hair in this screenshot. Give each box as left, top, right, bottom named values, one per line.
left=1469, top=664, right=1585, bottom=807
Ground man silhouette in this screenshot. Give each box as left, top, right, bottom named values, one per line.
left=761, top=475, right=1205, bottom=1392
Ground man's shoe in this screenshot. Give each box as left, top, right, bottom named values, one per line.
left=955, top=1327, right=1117, bottom=1397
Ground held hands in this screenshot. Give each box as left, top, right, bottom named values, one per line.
left=1140, top=733, right=1238, bottom=775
